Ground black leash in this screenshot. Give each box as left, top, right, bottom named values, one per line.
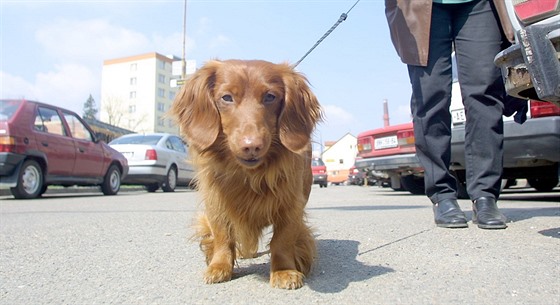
left=293, top=0, right=361, bottom=68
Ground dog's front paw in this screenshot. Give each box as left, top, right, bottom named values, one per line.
left=204, top=263, right=233, bottom=284
left=270, top=270, right=305, bottom=289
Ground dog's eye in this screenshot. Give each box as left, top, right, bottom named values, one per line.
left=264, top=93, right=276, bottom=103
left=221, top=95, right=234, bottom=103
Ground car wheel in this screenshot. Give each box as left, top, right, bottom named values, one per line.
left=39, top=184, right=48, bottom=196
left=145, top=183, right=159, bottom=192
left=456, top=180, right=469, bottom=200
left=162, top=166, right=177, bottom=192
left=400, top=175, right=425, bottom=195
left=527, top=177, right=559, bottom=192
left=101, top=165, right=121, bottom=195
left=10, top=160, right=43, bottom=199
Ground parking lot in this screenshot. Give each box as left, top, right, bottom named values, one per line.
left=1, top=184, right=559, bottom=304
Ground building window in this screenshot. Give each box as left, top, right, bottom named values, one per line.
left=168, top=119, right=174, bottom=128
left=159, top=60, right=166, bottom=69
left=157, top=117, right=165, bottom=126
left=130, top=77, right=137, bottom=85
left=157, top=102, right=165, bottom=112
left=129, top=105, right=136, bottom=113
left=169, top=91, right=176, bottom=100
left=158, top=74, right=165, bottom=84
left=129, top=91, right=136, bottom=99
left=130, top=63, right=137, bottom=71
left=158, top=88, right=165, bottom=98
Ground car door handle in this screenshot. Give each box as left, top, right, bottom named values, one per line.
left=78, top=148, right=85, bottom=153
left=41, top=142, right=48, bottom=147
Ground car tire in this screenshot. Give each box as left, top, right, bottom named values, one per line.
left=400, top=175, right=425, bottom=195
left=162, top=166, right=177, bottom=192
left=39, top=184, right=48, bottom=196
left=10, top=160, right=43, bottom=199
left=527, top=177, right=559, bottom=192
left=456, top=180, right=469, bottom=200
left=101, top=164, right=121, bottom=195
left=145, top=183, right=159, bottom=192
left=456, top=178, right=511, bottom=199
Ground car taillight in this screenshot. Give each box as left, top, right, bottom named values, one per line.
left=357, top=139, right=372, bottom=153
left=530, top=100, right=560, bottom=118
left=145, top=149, right=157, bottom=160
left=0, top=136, right=16, bottom=153
left=513, top=0, right=560, bottom=25
left=397, top=130, right=415, bottom=146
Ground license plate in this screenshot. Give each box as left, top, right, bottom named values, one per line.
left=452, top=109, right=466, bottom=125
left=121, top=152, right=133, bottom=158
left=374, top=135, right=398, bottom=150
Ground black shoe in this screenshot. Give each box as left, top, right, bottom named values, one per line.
left=473, top=197, right=507, bottom=229
left=433, top=199, right=468, bottom=228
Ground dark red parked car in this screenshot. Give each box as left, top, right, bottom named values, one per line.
left=0, top=99, right=128, bottom=199
left=311, top=157, right=328, bottom=188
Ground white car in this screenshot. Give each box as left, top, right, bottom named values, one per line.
left=109, top=133, right=195, bottom=192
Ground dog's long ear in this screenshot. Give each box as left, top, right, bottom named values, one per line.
left=279, top=66, right=323, bottom=153
left=171, top=61, right=221, bottom=151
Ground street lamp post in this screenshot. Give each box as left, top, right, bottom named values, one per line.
left=181, top=0, right=187, bottom=80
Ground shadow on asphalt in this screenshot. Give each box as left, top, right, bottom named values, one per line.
left=306, top=239, right=394, bottom=293
left=499, top=192, right=560, bottom=202
left=229, top=239, right=394, bottom=293
left=307, top=205, right=425, bottom=211
left=538, top=227, right=560, bottom=238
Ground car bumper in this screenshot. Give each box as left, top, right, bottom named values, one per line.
left=494, top=22, right=560, bottom=104
left=355, top=153, right=422, bottom=174
left=0, top=153, right=26, bottom=188
left=451, top=116, right=560, bottom=169
left=122, top=165, right=166, bottom=184
left=313, top=174, right=327, bottom=184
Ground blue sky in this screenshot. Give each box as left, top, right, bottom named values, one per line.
left=1, top=0, right=413, bottom=145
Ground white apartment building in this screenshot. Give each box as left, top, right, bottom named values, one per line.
left=100, top=52, right=183, bottom=134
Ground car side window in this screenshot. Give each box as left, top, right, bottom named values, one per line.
left=165, top=139, right=174, bottom=150
left=169, top=136, right=186, bottom=153
left=36, top=107, right=67, bottom=136
left=63, top=112, right=92, bottom=141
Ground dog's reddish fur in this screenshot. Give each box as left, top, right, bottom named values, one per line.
left=171, top=60, right=322, bottom=289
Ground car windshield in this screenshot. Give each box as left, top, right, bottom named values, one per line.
left=110, top=135, right=162, bottom=145
left=312, top=159, right=325, bottom=166
left=0, top=100, right=22, bottom=121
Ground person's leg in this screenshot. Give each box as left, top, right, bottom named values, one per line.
left=408, top=2, right=467, bottom=228
left=453, top=0, right=507, bottom=229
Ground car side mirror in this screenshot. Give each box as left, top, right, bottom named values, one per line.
left=94, top=132, right=107, bottom=143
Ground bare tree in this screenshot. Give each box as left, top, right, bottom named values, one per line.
left=101, top=95, right=126, bottom=127
left=101, top=95, right=149, bottom=132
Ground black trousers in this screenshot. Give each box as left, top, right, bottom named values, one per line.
left=407, top=0, right=506, bottom=204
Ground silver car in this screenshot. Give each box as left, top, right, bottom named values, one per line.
left=109, top=133, right=195, bottom=192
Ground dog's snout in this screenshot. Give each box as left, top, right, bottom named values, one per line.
left=241, top=136, right=264, bottom=157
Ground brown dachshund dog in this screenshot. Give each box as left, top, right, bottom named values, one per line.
left=171, top=60, right=323, bottom=289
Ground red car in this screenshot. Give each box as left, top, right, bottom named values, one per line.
left=311, top=157, right=328, bottom=188
left=356, top=100, right=560, bottom=196
left=0, top=99, right=129, bottom=199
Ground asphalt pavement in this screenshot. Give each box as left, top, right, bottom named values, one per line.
left=0, top=184, right=558, bottom=304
